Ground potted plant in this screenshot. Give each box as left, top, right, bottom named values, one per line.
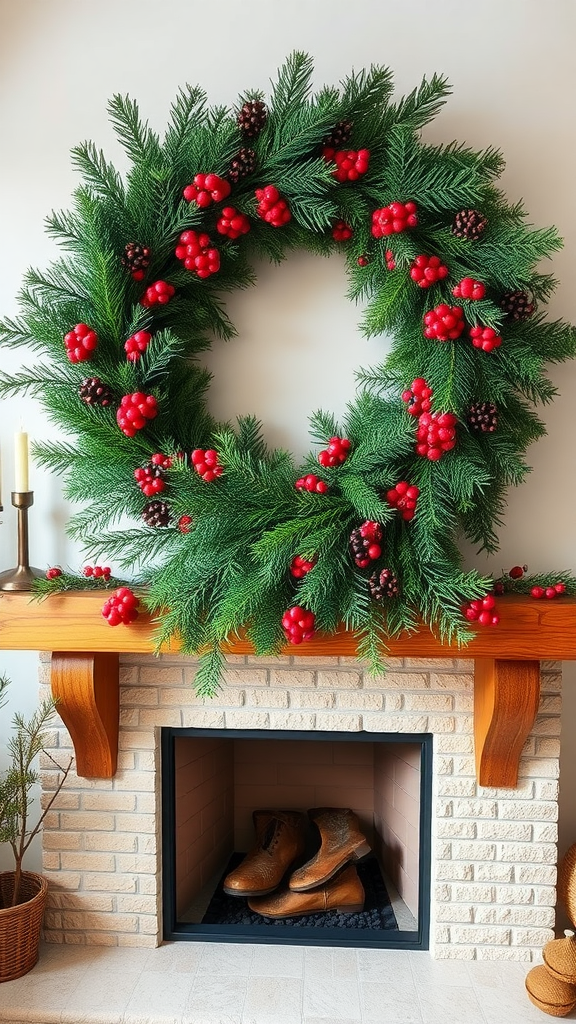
left=0, top=673, right=72, bottom=981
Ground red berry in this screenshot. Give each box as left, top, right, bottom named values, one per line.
left=415, top=411, right=457, bottom=460
left=216, top=206, right=251, bottom=240
left=332, top=220, right=353, bottom=242
left=46, top=567, right=62, bottom=580
left=386, top=481, right=420, bottom=521
left=357, top=254, right=370, bottom=267
left=102, top=587, right=140, bottom=626
left=117, top=393, right=159, bottom=437
left=64, top=323, right=98, bottom=364
left=371, top=201, right=418, bottom=237
left=554, top=582, right=566, bottom=595
left=295, top=474, right=329, bottom=494
left=409, top=255, right=449, bottom=289
left=325, top=148, right=370, bottom=183
left=134, top=461, right=167, bottom=497
left=402, top=378, right=433, bottom=417
left=423, top=304, right=466, bottom=342
left=531, top=586, right=545, bottom=599
left=175, top=230, right=220, bottom=279
left=469, top=325, right=502, bottom=353
left=318, top=436, right=351, bottom=467
left=384, top=250, right=396, bottom=271
left=140, top=281, right=175, bottom=308
left=452, top=277, right=486, bottom=300
left=508, top=565, right=527, bottom=579
left=183, top=173, right=231, bottom=207
left=281, top=605, right=315, bottom=644
left=255, top=185, right=291, bottom=227
left=545, top=587, right=557, bottom=599
left=463, top=595, right=500, bottom=625
left=191, top=448, right=223, bottom=482
left=178, top=515, right=193, bottom=533
left=493, top=580, right=505, bottom=595
left=124, top=330, right=153, bottom=362
left=290, top=555, right=317, bottom=579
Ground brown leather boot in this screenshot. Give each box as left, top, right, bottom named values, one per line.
left=288, top=807, right=371, bottom=892
left=248, top=863, right=365, bottom=918
left=223, top=809, right=307, bottom=898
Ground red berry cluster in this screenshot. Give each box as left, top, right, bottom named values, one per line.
left=371, top=201, right=418, bottom=237
left=255, top=185, right=291, bottom=227
left=469, top=325, right=502, bottom=352
left=183, top=173, right=231, bottom=207
left=452, top=277, right=486, bottom=300
left=178, top=514, right=193, bottom=533
left=216, top=207, right=251, bottom=240
left=463, top=593, right=499, bottom=626
left=386, top=481, right=420, bottom=521
left=191, top=448, right=223, bottom=482
left=401, top=378, right=433, bottom=417
left=281, top=605, right=316, bottom=644
left=295, top=474, right=329, bottom=494
left=351, top=521, right=383, bottom=568
left=531, top=582, right=566, bottom=600
left=423, top=304, right=466, bottom=341
left=384, top=250, right=396, bottom=270
left=102, top=587, right=139, bottom=627
left=134, top=462, right=166, bottom=497
left=84, top=564, right=111, bottom=580
left=324, top=147, right=370, bottom=182
left=117, top=392, right=159, bottom=437
left=409, top=255, right=449, bottom=289
left=357, top=255, right=370, bottom=267
left=416, top=411, right=457, bottom=461
left=175, top=231, right=220, bottom=279
left=332, top=220, right=353, bottom=242
left=64, top=323, right=98, bottom=363
left=46, top=567, right=62, bottom=580
left=290, top=555, right=317, bottom=579
left=318, top=436, right=351, bottom=467
left=124, top=330, right=153, bottom=362
left=140, top=281, right=175, bottom=308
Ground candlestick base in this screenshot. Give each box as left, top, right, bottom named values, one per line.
left=0, top=564, right=43, bottom=591
left=0, top=490, right=41, bottom=591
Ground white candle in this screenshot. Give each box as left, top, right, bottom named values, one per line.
left=14, top=432, right=29, bottom=492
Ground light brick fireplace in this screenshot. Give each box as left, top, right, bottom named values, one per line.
left=37, top=650, right=561, bottom=961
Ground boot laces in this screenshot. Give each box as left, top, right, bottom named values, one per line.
left=262, top=818, right=284, bottom=853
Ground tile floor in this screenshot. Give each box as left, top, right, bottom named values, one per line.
left=0, top=940, right=568, bottom=1024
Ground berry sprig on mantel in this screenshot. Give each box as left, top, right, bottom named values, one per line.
left=1, top=52, right=575, bottom=696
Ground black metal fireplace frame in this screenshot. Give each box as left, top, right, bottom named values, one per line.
left=161, top=727, right=432, bottom=949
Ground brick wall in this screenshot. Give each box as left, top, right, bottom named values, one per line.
left=38, top=652, right=561, bottom=959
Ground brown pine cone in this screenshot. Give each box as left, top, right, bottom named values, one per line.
left=451, top=209, right=488, bottom=241
left=237, top=100, right=267, bottom=138
left=227, top=147, right=257, bottom=184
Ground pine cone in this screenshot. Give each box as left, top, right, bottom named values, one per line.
left=451, top=209, right=488, bottom=241
left=142, top=500, right=171, bottom=527
left=322, top=119, right=353, bottom=150
left=467, top=401, right=498, bottom=434
left=122, top=242, right=151, bottom=274
left=237, top=100, right=267, bottom=138
left=500, top=289, right=535, bottom=321
left=369, top=568, right=400, bottom=600
left=227, top=147, right=257, bottom=184
left=79, top=377, right=115, bottom=407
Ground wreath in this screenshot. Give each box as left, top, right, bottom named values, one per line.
left=2, top=53, right=575, bottom=695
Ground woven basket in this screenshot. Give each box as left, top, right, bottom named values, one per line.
left=525, top=965, right=576, bottom=1017
left=0, top=871, right=48, bottom=982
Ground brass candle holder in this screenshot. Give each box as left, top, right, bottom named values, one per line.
left=0, top=491, right=42, bottom=591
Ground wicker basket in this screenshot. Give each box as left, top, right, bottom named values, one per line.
left=0, top=871, right=48, bottom=982
left=558, top=844, right=576, bottom=927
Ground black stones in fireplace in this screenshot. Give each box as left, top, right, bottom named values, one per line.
left=161, top=729, right=432, bottom=949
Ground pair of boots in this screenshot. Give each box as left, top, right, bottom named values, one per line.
left=223, top=807, right=370, bottom=918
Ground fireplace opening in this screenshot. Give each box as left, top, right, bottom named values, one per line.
left=161, top=728, right=432, bottom=949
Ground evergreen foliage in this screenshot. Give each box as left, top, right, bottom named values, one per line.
left=1, top=54, right=575, bottom=696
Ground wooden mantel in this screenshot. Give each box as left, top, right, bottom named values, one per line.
left=1, top=590, right=575, bottom=787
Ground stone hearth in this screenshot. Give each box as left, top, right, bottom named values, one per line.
left=37, top=651, right=561, bottom=960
